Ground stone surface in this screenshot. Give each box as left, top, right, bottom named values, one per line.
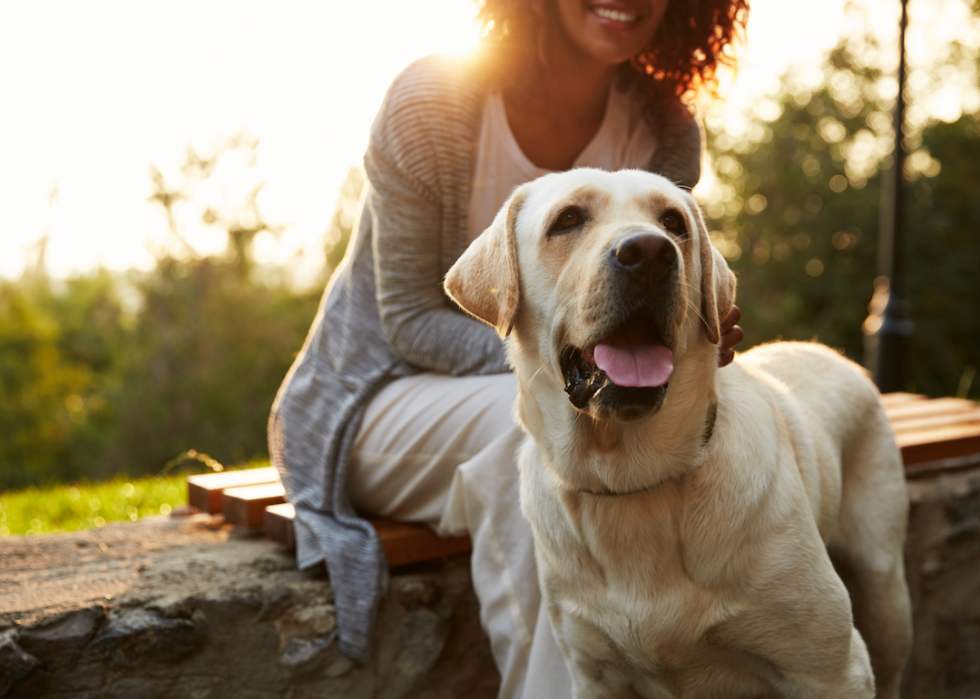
left=0, top=517, right=499, bottom=699
left=903, top=464, right=980, bottom=698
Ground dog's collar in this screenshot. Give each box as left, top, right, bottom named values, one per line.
left=565, top=401, right=718, bottom=497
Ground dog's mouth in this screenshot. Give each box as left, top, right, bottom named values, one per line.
left=560, top=310, right=673, bottom=417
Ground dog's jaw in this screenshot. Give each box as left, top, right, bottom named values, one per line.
left=559, top=307, right=678, bottom=422
left=560, top=344, right=668, bottom=421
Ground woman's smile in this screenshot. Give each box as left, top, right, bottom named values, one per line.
left=591, top=4, right=641, bottom=27
left=557, top=0, right=669, bottom=66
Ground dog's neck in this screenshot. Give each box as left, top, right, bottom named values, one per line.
left=559, top=401, right=717, bottom=497
left=515, top=346, right=720, bottom=496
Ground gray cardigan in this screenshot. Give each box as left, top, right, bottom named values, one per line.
left=268, top=49, right=702, bottom=662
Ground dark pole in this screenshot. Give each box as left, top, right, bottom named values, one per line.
left=864, top=0, right=914, bottom=392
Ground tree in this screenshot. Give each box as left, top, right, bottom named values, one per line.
left=703, top=4, right=980, bottom=398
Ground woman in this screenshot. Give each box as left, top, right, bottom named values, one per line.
left=269, top=0, right=748, bottom=694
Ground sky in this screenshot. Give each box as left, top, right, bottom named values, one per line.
left=0, top=0, right=971, bottom=285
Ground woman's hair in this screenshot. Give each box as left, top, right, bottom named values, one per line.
left=475, top=0, right=749, bottom=101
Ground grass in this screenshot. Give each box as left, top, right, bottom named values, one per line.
left=0, top=459, right=271, bottom=537
left=0, top=475, right=187, bottom=536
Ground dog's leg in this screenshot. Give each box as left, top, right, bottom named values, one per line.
left=566, top=656, right=644, bottom=699
left=549, top=610, right=645, bottom=699
left=772, top=627, right=874, bottom=699
left=832, top=557, right=911, bottom=699
left=829, top=415, right=913, bottom=699
left=829, top=541, right=912, bottom=699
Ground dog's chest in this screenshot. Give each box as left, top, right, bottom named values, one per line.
left=539, top=488, right=738, bottom=646
left=556, top=580, right=768, bottom=699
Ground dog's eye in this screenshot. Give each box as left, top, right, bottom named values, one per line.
left=549, top=206, right=585, bottom=236
left=662, top=210, right=687, bottom=238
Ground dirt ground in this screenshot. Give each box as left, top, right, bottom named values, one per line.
left=0, top=514, right=233, bottom=626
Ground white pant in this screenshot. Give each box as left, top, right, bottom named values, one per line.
left=349, top=372, right=572, bottom=698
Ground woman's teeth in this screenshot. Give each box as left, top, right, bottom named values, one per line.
left=593, top=7, right=638, bottom=22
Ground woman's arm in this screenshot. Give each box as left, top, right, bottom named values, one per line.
left=362, top=58, right=509, bottom=376
left=363, top=170, right=509, bottom=376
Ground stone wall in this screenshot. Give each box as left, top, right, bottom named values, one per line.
left=0, top=518, right=498, bottom=699
left=903, top=463, right=980, bottom=697
left=2, top=464, right=980, bottom=698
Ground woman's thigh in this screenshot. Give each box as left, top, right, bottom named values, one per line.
left=348, top=372, right=518, bottom=525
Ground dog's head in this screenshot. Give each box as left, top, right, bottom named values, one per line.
left=446, top=169, right=735, bottom=423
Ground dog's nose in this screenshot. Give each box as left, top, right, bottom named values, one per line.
left=612, top=232, right=677, bottom=281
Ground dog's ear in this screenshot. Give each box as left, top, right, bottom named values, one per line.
left=444, top=190, right=525, bottom=338
left=694, top=205, right=736, bottom=345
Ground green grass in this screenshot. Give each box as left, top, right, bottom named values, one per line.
left=0, top=475, right=188, bottom=536
left=0, top=459, right=273, bottom=537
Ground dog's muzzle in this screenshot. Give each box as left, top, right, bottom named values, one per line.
left=559, top=231, right=679, bottom=421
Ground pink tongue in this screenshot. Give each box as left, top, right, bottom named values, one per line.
left=593, top=327, right=673, bottom=388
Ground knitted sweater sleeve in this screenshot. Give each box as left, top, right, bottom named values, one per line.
left=363, top=58, right=510, bottom=376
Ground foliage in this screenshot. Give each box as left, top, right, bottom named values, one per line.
left=0, top=473, right=187, bottom=536
left=109, top=255, right=319, bottom=479
left=903, top=115, right=980, bottom=397
left=324, top=166, right=366, bottom=276
left=0, top=137, right=323, bottom=490
left=0, top=272, right=127, bottom=489
left=703, top=15, right=980, bottom=398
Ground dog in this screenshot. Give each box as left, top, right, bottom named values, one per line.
left=444, top=169, right=912, bottom=699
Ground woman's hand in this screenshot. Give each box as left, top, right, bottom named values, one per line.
left=718, top=306, right=743, bottom=368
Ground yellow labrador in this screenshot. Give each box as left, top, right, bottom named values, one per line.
left=445, top=169, right=912, bottom=699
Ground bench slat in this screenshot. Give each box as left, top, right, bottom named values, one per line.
left=222, top=483, right=287, bottom=527
left=263, top=503, right=472, bottom=567
left=187, top=466, right=280, bottom=513
left=890, top=407, right=980, bottom=435
left=897, top=423, right=980, bottom=465
left=884, top=397, right=978, bottom=421
left=264, top=503, right=296, bottom=549
left=879, top=392, right=927, bottom=407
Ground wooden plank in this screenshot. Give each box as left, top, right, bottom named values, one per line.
left=372, top=518, right=473, bottom=568
left=265, top=503, right=296, bottom=549
left=222, top=482, right=287, bottom=527
left=187, top=466, right=280, bottom=513
left=885, top=397, right=977, bottom=421
left=891, top=407, right=980, bottom=435
left=880, top=392, right=927, bottom=407
left=263, top=503, right=472, bottom=567
left=898, top=423, right=980, bottom=466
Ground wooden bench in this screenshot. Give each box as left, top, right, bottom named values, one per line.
left=186, top=467, right=472, bottom=568
left=187, top=393, right=980, bottom=566
left=881, top=392, right=980, bottom=477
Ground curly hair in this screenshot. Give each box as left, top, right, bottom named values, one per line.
left=474, top=0, right=749, bottom=101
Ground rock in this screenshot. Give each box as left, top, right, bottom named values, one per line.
left=17, top=605, right=107, bottom=660
left=88, top=609, right=205, bottom=667
left=903, top=464, right=980, bottom=698
left=279, top=632, right=335, bottom=669
left=0, top=517, right=499, bottom=699
left=0, top=630, right=40, bottom=696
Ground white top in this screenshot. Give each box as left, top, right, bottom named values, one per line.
left=466, top=85, right=659, bottom=244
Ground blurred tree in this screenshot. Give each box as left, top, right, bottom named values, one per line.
left=0, top=271, right=126, bottom=488
left=703, top=4, right=980, bottom=398
left=903, top=113, right=980, bottom=398
left=119, top=133, right=318, bottom=474
left=112, top=255, right=318, bottom=476
left=1, top=133, right=323, bottom=488
left=323, top=166, right=365, bottom=278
